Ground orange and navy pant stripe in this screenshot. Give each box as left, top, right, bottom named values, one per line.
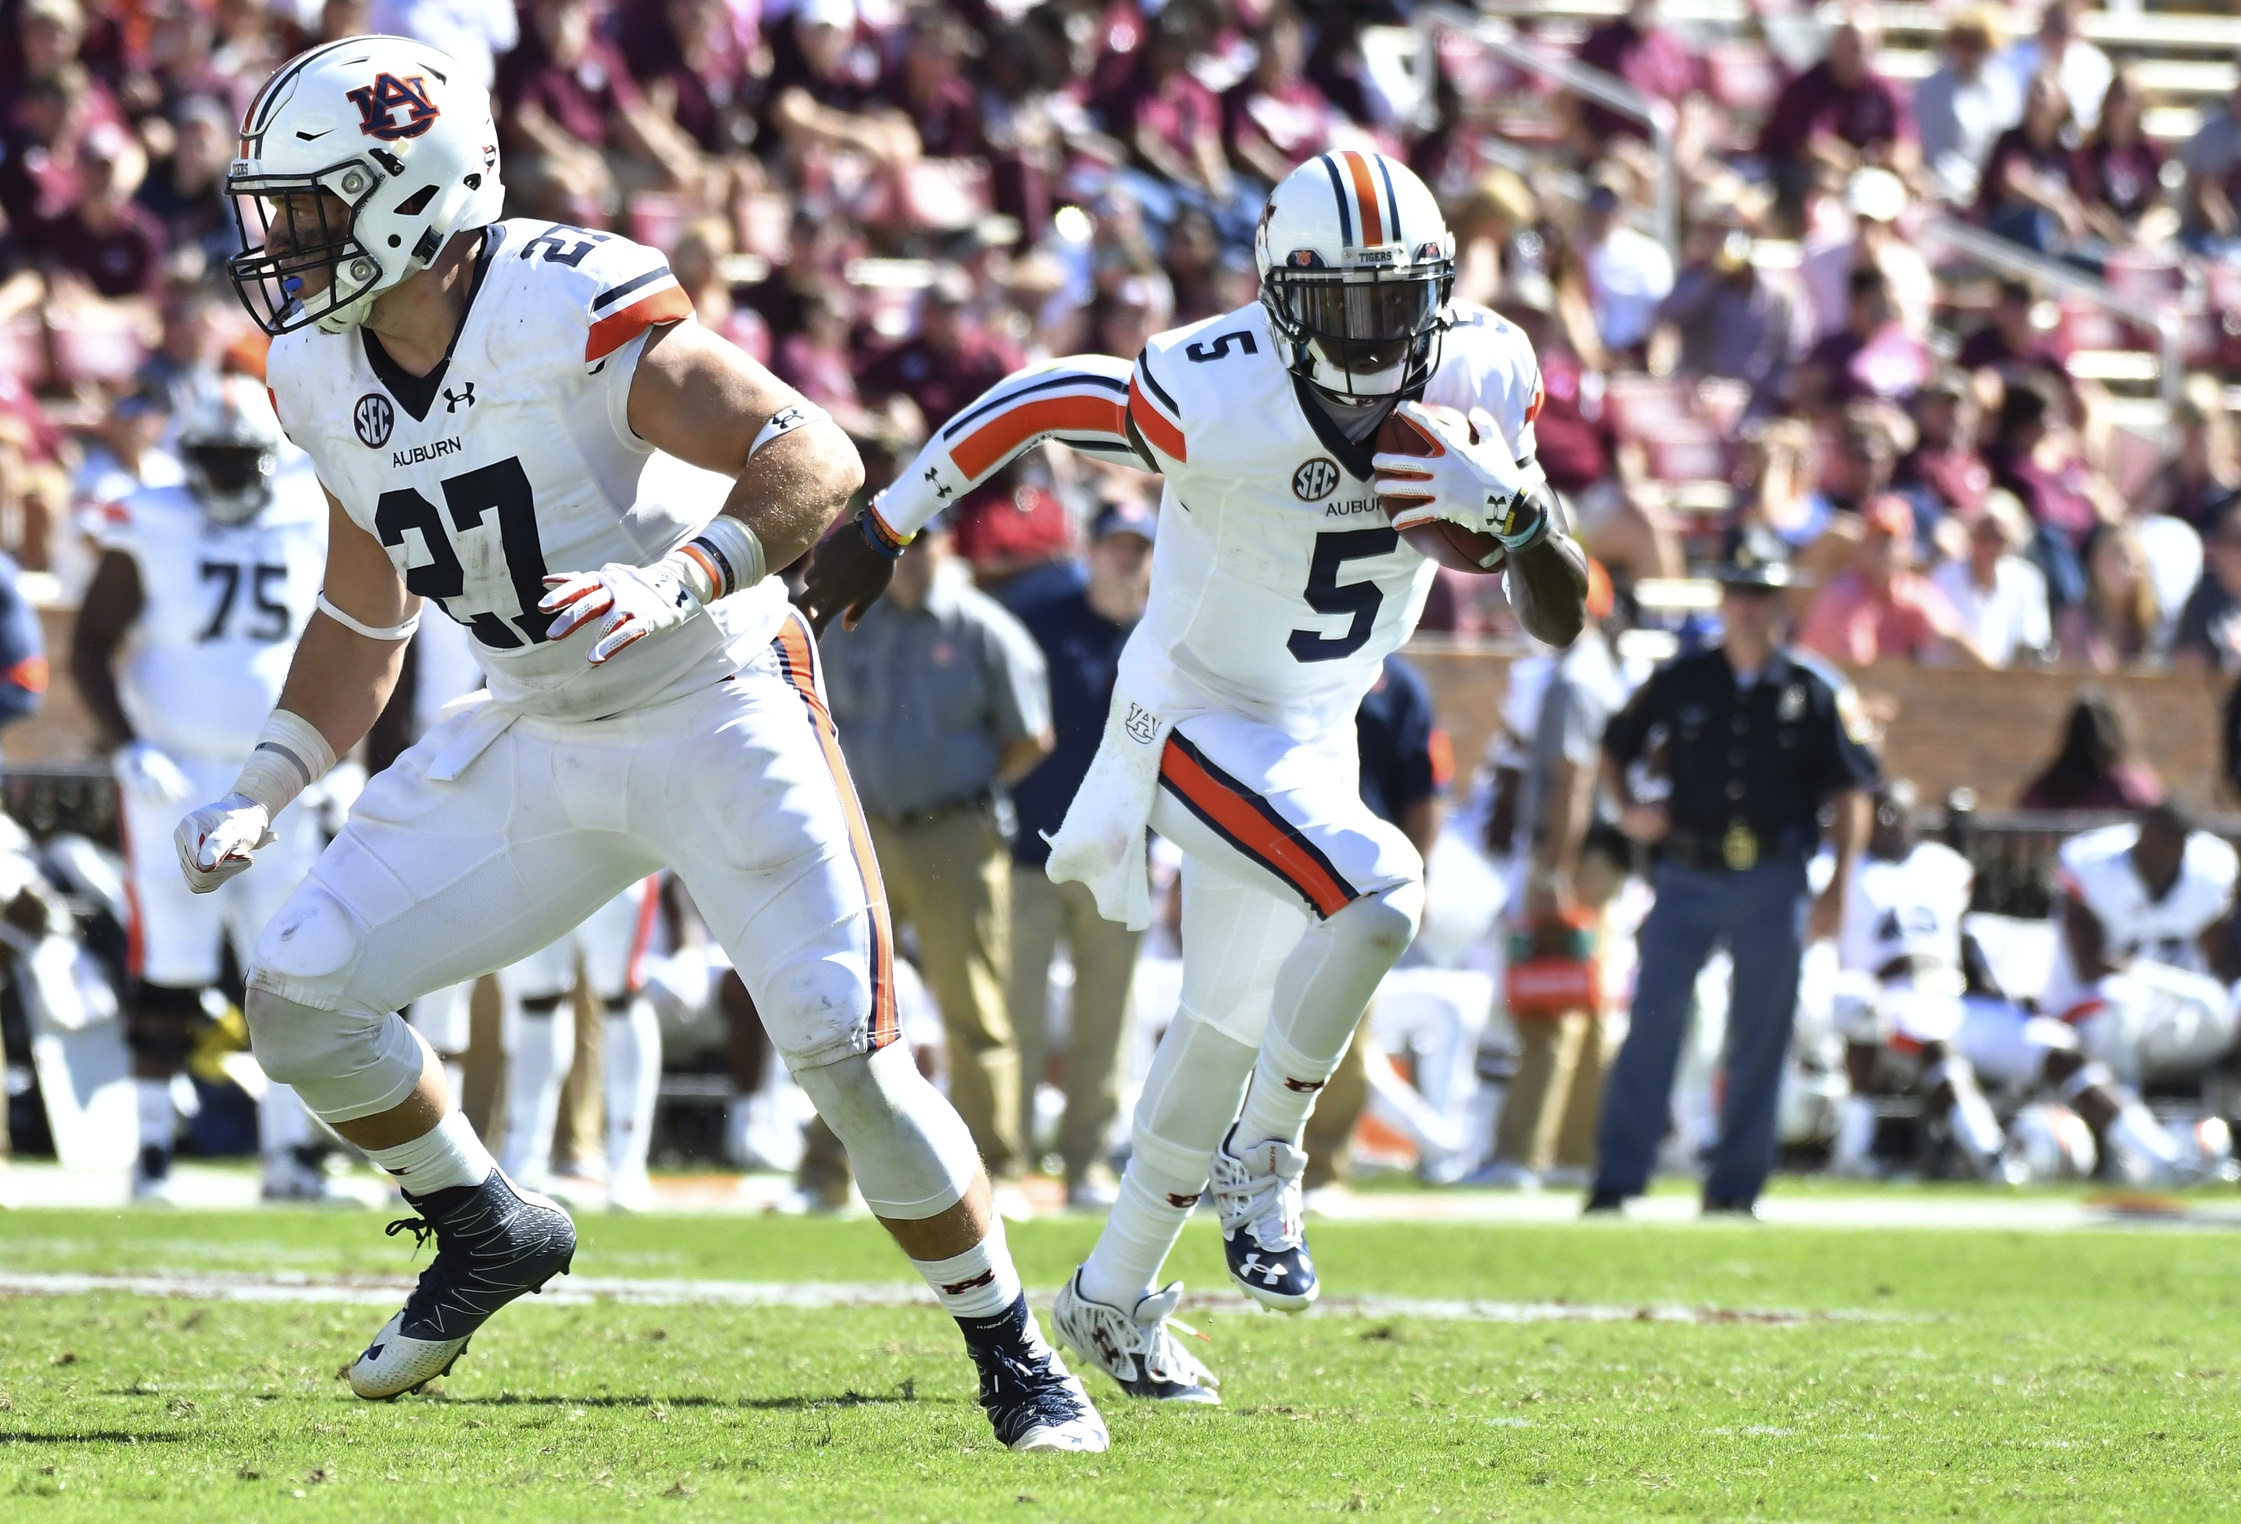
left=1158, top=733, right=1360, bottom=920
left=770, top=611, right=900, bottom=1052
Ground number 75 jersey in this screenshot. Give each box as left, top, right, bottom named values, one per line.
left=266, top=218, right=783, bottom=722
left=873, top=299, right=1542, bottom=737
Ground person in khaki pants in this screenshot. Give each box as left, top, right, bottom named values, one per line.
left=1476, top=564, right=1631, bottom=1188
left=815, top=515, right=1053, bottom=1186
left=1006, top=501, right=1156, bottom=1207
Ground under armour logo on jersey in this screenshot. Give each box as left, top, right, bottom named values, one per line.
left=925, top=465, right=953, bottom=500
left=443, top=382, right=476, bottom=412
left=1238, top=1253, right=1288, bottom=1286
left=345, top=73, right=441, bottom=141
left=353, top=393, right=394, bottom=448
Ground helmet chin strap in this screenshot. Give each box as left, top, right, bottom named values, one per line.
left=1305, top=348, right=1409, bottom=407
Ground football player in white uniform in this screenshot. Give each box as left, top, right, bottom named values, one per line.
left=177, top=37, right=1103, bottom=1451
left=2029, top=806, right=2239, bottom=1177
left=71, top=376, right=337, bottom=1202
left=495, top=875, right=664, bottom=1210
left=804, top=150, right=1587, bottom=1402
left=1830, top=787, right=2202, bottom=1181
left=1828, top=781, right=2011, bottom=1178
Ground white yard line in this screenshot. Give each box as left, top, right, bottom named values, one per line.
left=0, top=1269, right=1877, bottom=1326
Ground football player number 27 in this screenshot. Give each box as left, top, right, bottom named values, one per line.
left=373, top=456, right=552, bottom=649
left=1288, top=528, right=1397, bottom=663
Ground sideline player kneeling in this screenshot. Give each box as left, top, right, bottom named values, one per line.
left=804, top=151, right=1586, bottom=1402
left=177, top=36, right=1103, bottom=1452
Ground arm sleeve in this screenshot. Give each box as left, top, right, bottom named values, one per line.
left=870, top=355, right=1148, bottom=540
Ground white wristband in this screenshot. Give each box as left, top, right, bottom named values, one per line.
left=677, top=515, right=768, bottom=601
left=318, top=591, right=421, bottom=642
left=231, top=710, right=337, bottom=819
left=749, top=401, right=827, bottom=460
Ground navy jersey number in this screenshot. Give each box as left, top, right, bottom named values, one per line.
left=373, top=456, right=552, bottom=649
left=1289, top=528, right=1397, bottom=663
left=197, top=562, right=292, bottom=642
left=1185, top=330, right=1259, bottom=363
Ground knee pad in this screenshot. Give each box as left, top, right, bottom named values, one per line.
left=244, top=988, right=424, bottom=1125
left=758, top=952, right=876, bottom=1071
left=1347, top=879, right=1425, bottom=950
left=128, top=983, right=209, bottom=1067
left=790, top=1043, right=980, bottom=1220
left=247, top=886, right=364, bottom=1011
left=1127, top=1010, right=1256, bottom=1189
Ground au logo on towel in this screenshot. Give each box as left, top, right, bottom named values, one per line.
left=1124, top=703, right=1161, bottom=745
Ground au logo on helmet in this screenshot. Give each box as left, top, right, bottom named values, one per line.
left=346, top=73, right=441, bottom=141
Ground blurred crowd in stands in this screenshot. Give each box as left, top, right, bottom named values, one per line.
left=0, top=0, right=2239, bottom=671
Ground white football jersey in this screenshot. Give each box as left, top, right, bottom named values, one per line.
left=95, top=463, right=326, bottom=762
left=1839, top=840, right=1974, bottom=975
left=874, top=299, right=1541, bottom=737
left=2042, top=823, right=2239, bottom=1014
left=265, top=218, right=786, bottom=722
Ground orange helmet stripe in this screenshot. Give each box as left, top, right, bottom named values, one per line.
left=1341, top=151, right=1384, bottom=246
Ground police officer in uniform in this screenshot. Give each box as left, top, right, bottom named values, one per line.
left=1589, top=527, right=1880, bottom=1213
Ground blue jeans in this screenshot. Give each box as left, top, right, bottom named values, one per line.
left=1594, top=858, right=1810, bottom=1205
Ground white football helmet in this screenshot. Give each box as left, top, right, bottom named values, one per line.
left=226, top=34, right=503, bottom=336
left=2000, top=1103, right=2099, bottom=1184
left=176, top=374, right=287, bottom=525
left=1255, top=150, right=1455, bottom=406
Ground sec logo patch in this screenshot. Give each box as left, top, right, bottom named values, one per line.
left=354, top=394, right=395, bottom=449
left=1292, top=457, right=1340, bottom=501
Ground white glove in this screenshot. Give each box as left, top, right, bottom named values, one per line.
left=1372, top=401, right=1550, bottom=552
left=174, top=792, right=275, bottom=894
left=114, top=741, right=194, bottom=803
left=540, top=558, right=704, bottom=666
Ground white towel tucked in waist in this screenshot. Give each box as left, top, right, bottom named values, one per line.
left=1043, top=687, right=1172, bottom=931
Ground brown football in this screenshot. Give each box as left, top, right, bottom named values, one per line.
left=1375, top=404, right=1506, bottom=574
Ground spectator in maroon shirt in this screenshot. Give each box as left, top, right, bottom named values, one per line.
left=764, top=0, right=918, bottom=169
left=1222, top=5, right=1335, bottom=185
left=1796, top=266, right=1932, bottom=414
left=1894, top=371, right=1992, bottom=523
left=1976, top=69, right=2094, bottom=261
left=1, top=0, right=129, bottom=234
left=775, top=287, right=880, bottom=439
left=1098, top=7, right=1233, bottom=205
left=1987, top=376, right=2121, bottom=606
left=1956, top=276, right=2069, bottom=377
left=495, top=0, right=703, bottom=225
left=1757, top=13, right=1915, bottom=224
left=2073, top=68, right=2168, bottom=247
left=1572, top=0, right=1704, bottom=148
left=892, top=11, right=985, bottom=161
left=615, top=0, right=762, bottom=158
left=858, top=266, right=1022, bottom=436
left=34, top=120, right=166, bottom=303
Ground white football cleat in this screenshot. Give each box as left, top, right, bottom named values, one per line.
left=1052, top=1270, right=1220, bottom=1404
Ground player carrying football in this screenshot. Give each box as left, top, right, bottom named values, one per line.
left=180, top=36, right=1104, bottom=1451
left=804, top=150, right=1587, bottom=1401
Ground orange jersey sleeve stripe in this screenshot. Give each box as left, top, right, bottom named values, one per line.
left=1158, top=737, right=1357, bottom=919
left=585, top=285, right=695, bottom=363
left=1127, top=377, right=1186, bottom=463
left=951, top=392, right=1129, bottom=479
left=1342, top=150, right=1384, bottom=246
left=771, top=614, right=899, bottom=1051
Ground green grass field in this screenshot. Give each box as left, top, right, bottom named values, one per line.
left=1, top=1196, right=2237, bottom=1520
